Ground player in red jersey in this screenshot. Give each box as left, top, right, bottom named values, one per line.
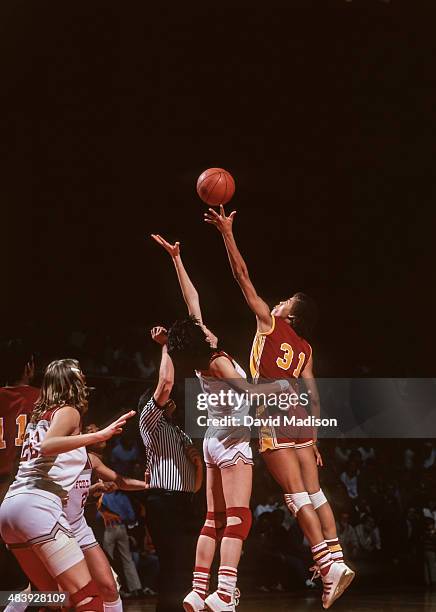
left=205, top=206, right=354, bottom=609
left=0, top=340, right=40, bottom=598
left=0, top=340, right=39, bottom=502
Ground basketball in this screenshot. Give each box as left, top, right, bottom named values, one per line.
left=196, top=168, right=235, bottom=206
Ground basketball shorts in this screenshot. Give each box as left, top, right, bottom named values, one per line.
left=0, top=491, right=73, bottom=548
left=257, top=403, right=314, bottom=453
left=203, top=428, right=254, bottom=469
left=71, top=516, right=98, bottom=550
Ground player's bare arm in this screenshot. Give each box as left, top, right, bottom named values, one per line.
left=89, top=452, right=150, bottom=490
left=210, top=355, right=290, bottom=398
left=41, top=407, right=136, bottom=456
left=151, top=233, right=203, bottom=323
left=151, top=326, right=175, bottom=406
left=204, top=205, right=272, bottom=332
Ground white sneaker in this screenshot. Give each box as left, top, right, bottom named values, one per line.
left=204, top=589, right=240, bottom=611
left=341, top=562, right=356, bottom=590
left=321, top=562, right=348, bottom=609
left=183, top=590, right=207, bottom=612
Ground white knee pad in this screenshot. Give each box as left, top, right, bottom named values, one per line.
left=309, top=489, right=328, bottom=510
left=284, top=492, right=312, bottom=516
left=35, top=530, right=84, bottom=577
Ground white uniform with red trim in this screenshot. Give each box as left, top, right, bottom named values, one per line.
left=64, top=455, right=98, bottom=550
left=0, top=407, right=87, bottom=548
left=196, top=352, right=253, bottom=469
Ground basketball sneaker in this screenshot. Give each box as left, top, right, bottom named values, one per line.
left=321, top=562, right=348, bottom=609
left=204, top=588, right=240, bottom=611
left=183, top=590, right=207, bottom=612
left=342, top=562, right=355, bottom=590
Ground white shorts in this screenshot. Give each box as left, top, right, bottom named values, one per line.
left=203, top=434, right=253, bottom=469
left=71, top=516, right=98, bottom=551
left=0, top=491, right=73, bottom=548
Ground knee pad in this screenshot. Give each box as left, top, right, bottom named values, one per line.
left=35, top=530, right=84, bottom=577
left=70, top=580, right=103, bottom=612
left=284, top=492, right=312, bottom=516
left=309, top=489, right=328, bottom=510
left=223, top=507, right=252, bottom=541
left=200, top=511, right=227, bottom=541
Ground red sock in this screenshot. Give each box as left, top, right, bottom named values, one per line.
left=193, top=566, right=210, bottom=598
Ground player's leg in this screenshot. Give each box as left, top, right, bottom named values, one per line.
left=296, top=443, right=355, bottom=593
left=83, top=545, right=122, bottom=612
left=296, top=445, right=339, bottom=540
left=262, top=447, right=347, bottom=608
left=5, top=549, right=57, bottom=612
left=204, top=461, right=252, bottom=611
left=0, top=494, right=103, bottom=612
left=184, top=466, right=225, bottom=611
left=13, top=541, right=103, bottom=612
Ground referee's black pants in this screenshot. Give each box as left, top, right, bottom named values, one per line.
left=145, top=490, right=194, bottom=612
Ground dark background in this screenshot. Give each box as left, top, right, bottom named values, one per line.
left=1, top=0, right=435, bottom=377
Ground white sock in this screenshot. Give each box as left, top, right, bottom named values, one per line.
left=4, top=585, right=31, bottom=612
left=217, top=565, right=238, bottom=602
left=104, top=596, right=123, bottom=612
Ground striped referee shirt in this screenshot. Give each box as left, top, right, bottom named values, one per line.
left=139, top=396, right=196, bottom=492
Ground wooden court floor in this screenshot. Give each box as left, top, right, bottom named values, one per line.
left=124, top=587, right=436, bottom=611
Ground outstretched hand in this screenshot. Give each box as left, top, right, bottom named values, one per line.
left=204, top=205, right=236, bottom=234
left=151, top=326, right=168, bottom=345
left=151, top=234, right=180, bottom=257
left=97, top=411, right=136, bottom=442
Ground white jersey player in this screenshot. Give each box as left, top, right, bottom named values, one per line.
left=196, top=351, right=253, bottom=470
left=0, top=358, right=135, bottom=612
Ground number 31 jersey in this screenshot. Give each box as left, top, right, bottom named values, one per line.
left=7, top=407, right=87, bottom=502
left=250, top=315, right=312, bottom=382
left=0, top=385, right=40, bottom=479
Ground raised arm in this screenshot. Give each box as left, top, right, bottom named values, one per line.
left=204, top=206, right=272, bottom=332
left=151, top=234, right=203, bottom=323
left=151, top=326, right=174, bottom=406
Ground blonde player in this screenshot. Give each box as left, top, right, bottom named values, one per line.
left=152, top=235, right=290, bottom=612
left=0, top=359, right=135, bottom=612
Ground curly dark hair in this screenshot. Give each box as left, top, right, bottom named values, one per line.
left=288, top=292, right=318, bottom=339
left=167, top=316, right=213, bottom=370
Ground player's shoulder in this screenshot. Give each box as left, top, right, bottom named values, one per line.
left=41, top=404, right=79, bottom=424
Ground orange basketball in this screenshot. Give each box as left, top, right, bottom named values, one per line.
left=196, top=168, right=235, bottom=206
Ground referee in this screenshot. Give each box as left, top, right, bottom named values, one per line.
left=139, top=326, right=203, bottom=612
